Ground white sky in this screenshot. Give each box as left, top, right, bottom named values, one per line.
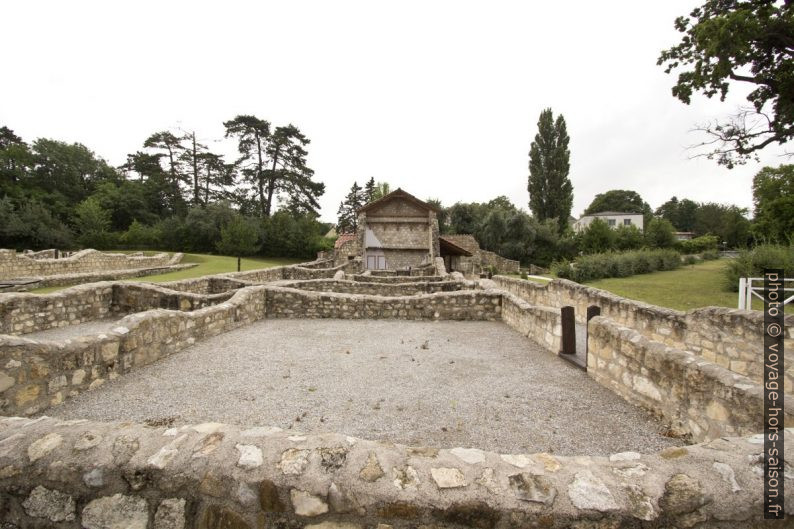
left=2, top=0, right=790, bottom=222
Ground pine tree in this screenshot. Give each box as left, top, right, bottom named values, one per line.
left=364, top=177, right=376, bottom=204
left=528, top=108, right=573, bottom=233
left=337, top=181, right=363, bottom=233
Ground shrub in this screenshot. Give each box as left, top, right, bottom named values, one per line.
left=724, top=244, right=794, bottom=291
left=552, top=249, right=682, bottom=283
left=520, top=270, right=528, bottom=280
left=683, top=255, right=697, bottom=265
left=701, top=249, right=720, bottom=260
left=121, top=220, right=162, bottom=249
left=676, top=234, right=719, bottom=254
left=644, top=217, right=677, bottom=248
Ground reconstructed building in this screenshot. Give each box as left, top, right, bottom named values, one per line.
left=333, top=188, right=518, bottom=275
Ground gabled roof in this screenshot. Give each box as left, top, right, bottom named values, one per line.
left=334, top=233, right=357, bottom=249
left=439, top=234, right=480, bottom=254
left=358, top=188, right=439, bottom=214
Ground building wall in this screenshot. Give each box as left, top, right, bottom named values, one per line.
left=359, top=197, right=437, bottom=270
left=573, top=214, right=644, bottom=233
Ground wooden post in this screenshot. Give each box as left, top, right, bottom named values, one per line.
left=237, top=256, right=241, bottom=272
left=560, top=306, right=576, bottom=355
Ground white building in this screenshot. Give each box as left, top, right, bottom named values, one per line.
left=573, top=211, right=644, bottom=233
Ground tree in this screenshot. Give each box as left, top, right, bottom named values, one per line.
left=364, top=177, right=376, bottom=204
left=0, top=126, right=31, bottom=187
left=655, top=196, right=699, bottom=231
left=528, top=108, right=573, bottom=233
left=143, top=131, right=188, bottom=214
left=225, top=116, right=323, bottom=217
left=579, top=218, right=616, bottom=254
left=694, top=202, right=752, bottom=247
left=265, top=124, right=324, bottom=216
left=752, top=164, right=794, bottom=242
left=644, top=218, right=677, bottom=249
left=614, top=224, right=645, bottom=250
left=585, top=189, right=650, bottom=215
left=372, top=181, right=391, bottom=200
left=216, top=216, right=261, bottom=271
left=337, top=181, right=363, bottom=233
left=224, top=115, right=271, bottom=217
left=658, top=0, right=794, bottom=167
left=74, top=197, right=113, bottom=248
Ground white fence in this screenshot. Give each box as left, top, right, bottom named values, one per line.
left=738, top=277, right=794, bottom=311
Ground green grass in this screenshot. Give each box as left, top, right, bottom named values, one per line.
left=512, top=259, right=791, bottom=313
left=31, top=253, right=304, bottom=294
left=583, top=259, right=792, bottom=313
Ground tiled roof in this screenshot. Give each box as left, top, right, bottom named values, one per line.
left=439, top=234, right=480, bottom=254
left=334, top=233, right=357, bottom=249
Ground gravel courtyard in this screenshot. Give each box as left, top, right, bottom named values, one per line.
left=47, top=319, right=684, bottom=455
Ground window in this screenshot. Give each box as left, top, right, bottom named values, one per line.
left=607, top=219, right=616, bottom=227
left=624, top=219, right=632, bottom=226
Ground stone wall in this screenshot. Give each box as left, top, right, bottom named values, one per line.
left=278, top=279, right=470, bottom=297
left=500, top=292, right=562, bottom=354
left=348, top=275, right=443, bottom=284
left=492, top=276, right=794, bottom=393
left=159, top=277, right=251, bottom=295
left=265, top=288, right=502, bottom=321
left=0, top=283, right=236, bottom=337
left=0, top=285, right=269, bottom=416
left=0, top=416, right=789, bottom=528
left=588, top=316, right=794, bottom=442
left=0, top=283, right=115, bottom=336
left=0, top=249, right=182, bottom=280
left=0, top=285, right=500, bottom=417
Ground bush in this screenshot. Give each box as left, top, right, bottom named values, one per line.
left=644, top=217, right=677, bottom=248
left=676, top=234, right=719, bottom=254
left=701, top=249, right=720, bottom=260
left=551, top=249, right=682, bottom=283
left=121, top=220, right=162, bottom=249
left=683, top=255, right=697, bottom=265
left=520, top=270, right=528, bottom=280
left=724, top=244, right=794, bottom=291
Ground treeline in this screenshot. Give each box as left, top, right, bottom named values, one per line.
left=0, top=119, right=331, bottom=258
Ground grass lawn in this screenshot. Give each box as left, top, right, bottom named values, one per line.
left=510, top=259, right=791, bottom=313
left=31, top=253, right=304, bottom=294
left=584, top=259, right=792, bottom=313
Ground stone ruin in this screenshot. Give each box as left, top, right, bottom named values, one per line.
left=0, top=256, right=791, bottom=527
left=0, top=249, right=193, bottom=292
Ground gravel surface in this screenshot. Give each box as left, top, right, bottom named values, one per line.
left=46, top=319, right=684, bottom=455
left=21, top=318, right=124, bottom=341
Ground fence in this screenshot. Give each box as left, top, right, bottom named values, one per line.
left=737, top=276, right=794, bottom=310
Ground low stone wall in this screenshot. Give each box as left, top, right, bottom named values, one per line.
left=33, top=263, right=197, bottom=290
left=500, top=292, right=561, bottom=354
left=265, top=288, right=502, bottom=321
left=0, top=416, right=789, bottom=528
left=227, top=261, right=354, bottom=283
left=0, top=286, right=269, bottom=416
left=479, top=249, right=520, bottom=274
left=158, top=277, right=251, bottom=295
left=278, top=279, right=470, bottom=297
left=492, top=276, right=794, bottom=393
left=0, top=249, right=182, bottom=280
left=0, top=282, right=236, bottom=337
left=588, top=316, right=794, bottom=442
left=0, top=283, right=115, bottom=336
left=0, top=286, right=500, bottom=417
left=348, top=274, right=444, bottom=284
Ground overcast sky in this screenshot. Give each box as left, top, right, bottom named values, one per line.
left=2, top=1, right=789, bottom=222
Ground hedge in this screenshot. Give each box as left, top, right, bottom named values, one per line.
left=551, top=249, right=682, bottom=283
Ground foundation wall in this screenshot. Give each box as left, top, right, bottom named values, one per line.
left=0, top=249, right=181, bottom=280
